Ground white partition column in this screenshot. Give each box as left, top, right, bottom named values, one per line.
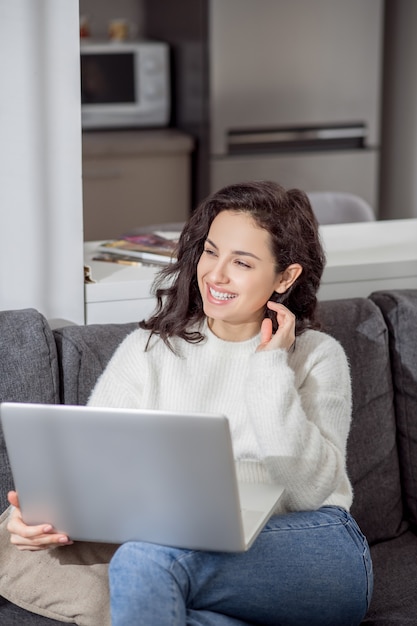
left=0, top=0, right=84, bottom=325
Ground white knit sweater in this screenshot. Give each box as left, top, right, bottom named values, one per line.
left=88, top=321, right=353, bottom=514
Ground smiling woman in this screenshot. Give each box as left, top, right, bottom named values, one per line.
left=196, top=210, right=302, bottom=342
left=7, top=181, right=373, bottom=626
left=143, top=180, right=325, bottom=348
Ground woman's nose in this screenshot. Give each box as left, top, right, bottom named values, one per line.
left=209, top=259, right=228, bottom=283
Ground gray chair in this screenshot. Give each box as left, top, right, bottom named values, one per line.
left=307, top=191, right=375, bottom=224
left=126, top=192, right=375, bottom=234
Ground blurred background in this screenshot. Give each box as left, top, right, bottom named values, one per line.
left=79, top=0, right=417, bottom=236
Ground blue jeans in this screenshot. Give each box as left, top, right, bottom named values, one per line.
left=109, top=506, right=373, bottom=626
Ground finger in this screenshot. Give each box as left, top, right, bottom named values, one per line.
left=260, top=317, right=273, bottom=344
left=11, top=544, right=54, bottom=552
left=8, top=517, right=73, bottom=548
left=264, top=302, right=296, bottom=351
left=6, top=493, right=72, bottom=549
left=7, top=503, right=70, bottom=543
left=9, top=532, right=73, bottom=549
left=266, top=300, right=289, bottom=313
left=256, top=318, right=273, bottom=352
left=267, top=301, right=294, bottom=319
left=267, top=302, right=295, bottom=328
left=7, top=490, right=19, bottom=508
left=7, top=514, right=53, bottom=537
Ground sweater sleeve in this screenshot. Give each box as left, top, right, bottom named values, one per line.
left=87, top=330, right=147, bottom=409
left=243, top=332, right=352, bottom=511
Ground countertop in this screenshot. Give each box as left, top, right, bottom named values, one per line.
left=82, top=129, right=194, bottom=158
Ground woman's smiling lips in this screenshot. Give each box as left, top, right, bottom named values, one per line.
left=207, top=285, right=237, bottom=303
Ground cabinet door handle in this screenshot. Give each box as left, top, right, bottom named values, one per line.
left=227, top=124, right=367, bottom=154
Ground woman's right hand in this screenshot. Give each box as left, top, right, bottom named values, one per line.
left=7, top=491, right=73, bottom=551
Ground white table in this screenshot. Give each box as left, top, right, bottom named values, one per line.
left=84, top=242, right=160, bottom=324
left=84, top=218, right=417, bottom=324
left=318, top=218, right=417, bottom=300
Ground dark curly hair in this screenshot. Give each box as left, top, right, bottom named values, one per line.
left=140, top=180, right=325, bottom=349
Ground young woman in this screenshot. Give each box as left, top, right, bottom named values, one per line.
left=8, top=181, right=373, bottom=625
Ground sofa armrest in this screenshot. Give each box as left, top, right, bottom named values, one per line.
left=0, top=308, right=60, bottom=512
left=318, top=296, right=405, bottom=544
left=370, top=290, right=417, bottom=528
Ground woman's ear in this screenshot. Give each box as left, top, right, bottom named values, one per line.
left=274, top=264, right=303, bottom=294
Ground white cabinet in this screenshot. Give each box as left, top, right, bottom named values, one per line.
left=82, top=130, right=194, bottom=241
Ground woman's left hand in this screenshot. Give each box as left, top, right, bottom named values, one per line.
left=256, top=301, right=296, bottom=353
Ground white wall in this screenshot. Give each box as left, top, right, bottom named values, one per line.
left=0, top=0, right=85, bottom=324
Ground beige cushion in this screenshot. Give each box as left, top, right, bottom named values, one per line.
left=0, top=507, right=117, bottom=625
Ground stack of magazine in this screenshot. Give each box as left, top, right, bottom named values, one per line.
left=93, top=232, right=179, bottom=267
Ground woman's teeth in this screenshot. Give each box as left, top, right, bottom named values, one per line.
left=209, top=287, right=236, bottom=301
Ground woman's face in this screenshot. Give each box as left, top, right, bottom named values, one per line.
left=197, top=210, right=283, bottom=341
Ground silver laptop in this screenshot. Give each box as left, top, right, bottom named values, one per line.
left=0, top=402, right=284, bottom=552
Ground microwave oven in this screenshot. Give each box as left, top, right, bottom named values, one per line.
left=80, top=40, right=170, bottom=129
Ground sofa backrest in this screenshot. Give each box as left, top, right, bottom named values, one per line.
left=0, top=308, right=60, bottom=512
left=318, top=297, right=406, bottom=544
left=53, top=322, right=137, bottom=406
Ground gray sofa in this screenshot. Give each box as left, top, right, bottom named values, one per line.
left=0, top=289, right=416, bottom=625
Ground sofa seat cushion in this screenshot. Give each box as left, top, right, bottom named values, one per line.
left=370, top=290, right=417, bottom=529
left=0, top=308, right=60, bottom=512
left=0, top=596, right=72, bottom=625
left=318, top=297, right=406, bottom=544
left=53, top=322, right=137, bottom=406
left=363, top=530, right=417, bottom=625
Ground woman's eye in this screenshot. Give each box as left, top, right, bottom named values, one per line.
left=204, top=248, right=216, bottom=256
left=235, top=259, right=251, bottom=269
